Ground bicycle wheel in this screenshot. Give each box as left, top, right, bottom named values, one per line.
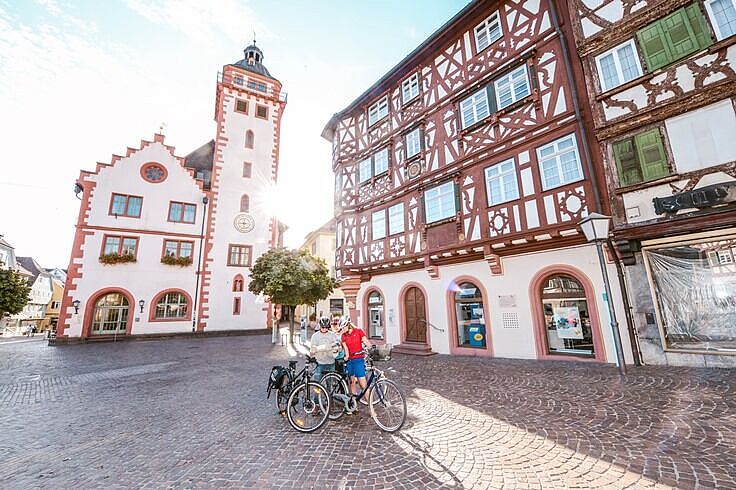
left=276, top=386, right=289, bottom=414
left=285, top=381, right=331, bottom=433
left=320, top=372, right=349, bottom=420
left=369, top=379, right=406, bottom=433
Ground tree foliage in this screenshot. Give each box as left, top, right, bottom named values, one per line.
left=0, top=265, right=31, bottom=317
left=249, top=248, right=338, bottom=336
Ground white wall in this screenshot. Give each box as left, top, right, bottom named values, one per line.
left=65, top=141, right=205, bottom=337
left=354, top=244, right=634, bottom=364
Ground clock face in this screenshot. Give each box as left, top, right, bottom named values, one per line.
left=234, top=213, right=255, bottom=233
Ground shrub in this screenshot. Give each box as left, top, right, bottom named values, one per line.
left=161, top=255, right=193, bottom=266
left=99, top=253, right=136, bottom=265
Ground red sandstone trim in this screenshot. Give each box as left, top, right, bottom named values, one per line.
left=81, top=287, right=135, bottom=338
left=140, top=162, right=168, bottom=183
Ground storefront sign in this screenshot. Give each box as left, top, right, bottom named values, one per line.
left=553, top=306, right=583, bottom=339
left=653, top=182, right=736, bottom=215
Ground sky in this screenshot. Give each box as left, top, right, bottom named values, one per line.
left=0, top=0, right=470, bottom=268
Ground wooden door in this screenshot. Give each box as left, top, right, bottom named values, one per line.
left=404, top=286, right=427, bottom=343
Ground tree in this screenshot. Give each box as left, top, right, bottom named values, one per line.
left=249, top=248, right=338, bottom=341
left=0, top=264, right=31, bottom=319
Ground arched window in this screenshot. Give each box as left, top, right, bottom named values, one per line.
left=539, top=274, right=594, bottom=357
left=453, top=282, right=486, bottom=349
left=366, top=290, right=384, bottom=339
left=153, top=291, right=189, bottom=320
left=233, top=274, right=244, bottom=292
left=240, top=194, right=250, bottom=212
left=245, top=130, right=254, bottom=149
left=90, top=292, right=129, bottom=335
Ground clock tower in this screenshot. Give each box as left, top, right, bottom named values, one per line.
left=198, top=42, right=287, bottom=331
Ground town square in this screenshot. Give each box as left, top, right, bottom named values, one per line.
left=1, top=0, right=736, bottom=487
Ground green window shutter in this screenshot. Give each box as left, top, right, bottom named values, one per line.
left=661, top=8, right=700, bottom=62
left=486, top=84, right=497, bottom=114
left=637, top=23, right=671, bottom=71
left=612, top=138, right=642, bottom=187
left=454, top=182, right=461, bottom=215
left=634, top=129, right=669, bottom=181
left=685, top=4, right=712, bottom=50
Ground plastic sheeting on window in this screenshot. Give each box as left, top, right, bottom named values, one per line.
left=647, top=240, right=736, bottom=353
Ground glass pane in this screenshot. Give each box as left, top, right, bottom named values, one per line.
left=164, top=241, right=178, bottom=257
left=169, top=202, right=182, bottom=221
left=712, top=0, right=736, bottom=38
left=455, top=283, right=485, bottom=348
left=104, top=237, right=120, bottom=255
left=647, top=239, right=736, bottom=352
left=617, top=44, right=640, bottom=83
left=541, top=275, right=594, bottom=356
left=126, top=197, right=142, bottom=217
left=598, top=53, right=620, bottom=91
left=121, top=238, right=136, bottom=255
left=111, top=195, right=126, bottom=215
left=183, top=204, right=196, bottom=223
left=179, top=242, right=193, bottom=258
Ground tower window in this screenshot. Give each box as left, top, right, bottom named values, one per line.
left=256, top=105, right=269, bottom=119
left=235, top=99, right=248, bottom=114
left=243, top=162, right=252, bottom=178
left=245, top=130, right=254, bottom=149
left=240, top=194, right=250, bottom=212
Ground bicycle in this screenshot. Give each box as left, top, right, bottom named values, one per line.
left=269, top=356, right=332, bottom=433
left=320, top=346, right=407, bottom=432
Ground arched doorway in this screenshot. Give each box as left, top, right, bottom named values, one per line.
left=539, top=273, right=596, bottom=357
left=90, top=292, right=130, bottom=335
left=453, top=282, right=487, bottom=349
left=403, top=286, right=427, bottom=344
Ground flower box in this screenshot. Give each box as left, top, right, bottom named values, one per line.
left=161, top=255, right=193, bottom=266
left=99, top=253, right=136, bottom=265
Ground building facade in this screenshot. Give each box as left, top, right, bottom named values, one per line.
left=295, top=219, right=346, bottom=321
left=40, top=278, right=64, bottom=334
left=12, top=257, right=53, bottom=335
left=324, top=0, right=635, bottom=364
left=57, top=44, right=286, bottom=341
left=568, top=0, right=736, bottom=366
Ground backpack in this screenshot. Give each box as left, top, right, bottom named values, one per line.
left=266, top=366, right=292, bottom=399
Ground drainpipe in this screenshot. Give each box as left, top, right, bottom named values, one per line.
left=607, top=238, right=643, bottom=366
left=546, top=0, right=602, bottom=213
left=192, top=195, right=209, bottom=333
left=548, top=0, right=642, bottom=363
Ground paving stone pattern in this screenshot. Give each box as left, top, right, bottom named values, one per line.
left=1, top=335, right=735, bottom=489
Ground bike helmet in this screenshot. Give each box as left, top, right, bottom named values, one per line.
left=318, top=316, right=331, bottom=328
left=338, top=316, right=352, bottom=330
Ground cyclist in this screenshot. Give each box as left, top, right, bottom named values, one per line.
left=340, top=316, right=372, bottom=413
left=310, top=316, right=340, bottom=381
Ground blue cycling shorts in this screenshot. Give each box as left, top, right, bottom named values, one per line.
left=346, top=358, right=366, bottom=379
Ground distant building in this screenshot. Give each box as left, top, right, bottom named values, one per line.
left=41, top=278, right=65, bottom=334
left=0, top=236, right=15, bottom=269
left=46, top=268, right=68, bottom=284
left=7, top=257, right=53, bottom=335
left=566, top=0, right=736, bottom=366
left=57, top=43, right=287, bottom=341
left=295, top=219, right=345, bottom=322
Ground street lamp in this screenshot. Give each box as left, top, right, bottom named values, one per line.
left=579, top=212, right=626, bottom=375
left=138, top=299, right=145, bottom=313
left=71, top=299, right=81, bottom=314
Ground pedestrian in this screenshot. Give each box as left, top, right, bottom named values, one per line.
left=340, top=316, right=372, bottom=414
left=309, top=316, right=340, bottom=381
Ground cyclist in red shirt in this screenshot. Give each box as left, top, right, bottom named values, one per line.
left=340, top=316, right=372, bottom=408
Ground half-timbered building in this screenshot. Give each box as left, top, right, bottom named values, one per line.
left=567, top=0, right=736, bottom=366
left=324, top=0, right=636, bottom=364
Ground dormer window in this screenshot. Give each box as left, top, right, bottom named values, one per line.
left=368, top=97, right=389, bottom=126
left=475, top=11, right=502, bottom=52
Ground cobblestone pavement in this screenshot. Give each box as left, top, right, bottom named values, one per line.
left=2, top=335, right=735, bottom=489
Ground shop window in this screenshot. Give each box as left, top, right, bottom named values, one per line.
left=540, top=274, right=595, bottom=357
left=613, top=128, right=669, bottom=187
left=646, top=238, right=736, bottom=353
left=454, top=282, right=487, bottom=349
left=367, top=291, right=384, bottom=339
left=153, top=291, right=189, bottom=320
left=329, top=299, right=344, bottom=315
left=636, top=5, right=711, bottom=72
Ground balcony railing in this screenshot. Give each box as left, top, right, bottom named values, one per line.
left=217, top=72, right=288, bottom=102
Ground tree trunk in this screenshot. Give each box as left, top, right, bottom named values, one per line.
left=289, top=306, right=295, bottom=344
